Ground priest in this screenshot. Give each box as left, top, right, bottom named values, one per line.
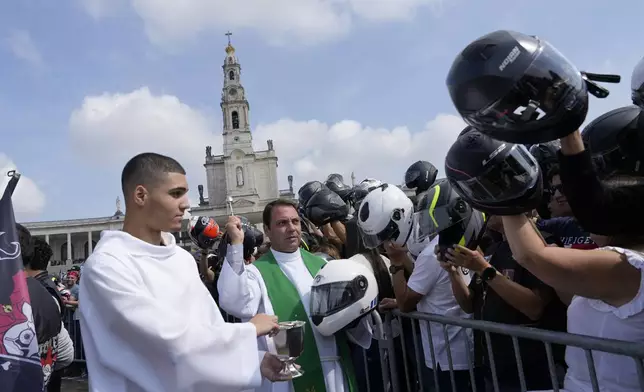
left=80, top=152, right=289, bottom=392
left=218, top=199, right=370, bottom=392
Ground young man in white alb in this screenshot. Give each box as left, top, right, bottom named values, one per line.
left=80, top=152, right=288, bottom=392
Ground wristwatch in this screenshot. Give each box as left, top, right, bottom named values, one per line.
left=481, top=266, right=498, bottom=282
left=389, top=265, right=404, bottom=275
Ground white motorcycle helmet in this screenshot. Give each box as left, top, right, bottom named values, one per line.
left=358, top=178, right=383, bottom=191
left=356, top=183, right=414, bottom=249
left=310, top=259, right=378, bottom=336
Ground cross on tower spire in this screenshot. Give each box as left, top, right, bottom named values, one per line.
left=225, top=31, right=233, bottom=45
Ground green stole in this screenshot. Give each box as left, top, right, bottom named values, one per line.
left=253, top=249, right=358, bottom=392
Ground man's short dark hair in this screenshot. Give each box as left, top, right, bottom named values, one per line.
left=15, top=224, right=34, bottom=267
left=30, top=238, right=53, bottom=271
left=121, top=152, right=186, bottom=196
left=262, top=199, right=299, bottom=228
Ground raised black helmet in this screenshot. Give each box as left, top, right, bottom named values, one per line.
left=447, top=30, right=618, bottom=144
left=445, top=129, right=543, bottom=216
left=325, top=173, right=353, bottom=201
left=305, top=188, right=349, bottom=226
left=298, top=181, right=326, bottom=208
left=582, top=105, right=644, bottom=176
left=404, top=161, right=438, bottom=195
left=529, top=140, right=561, bottom=170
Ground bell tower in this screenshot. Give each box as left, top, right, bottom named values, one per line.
left=221, top=32, right=253, bottom=156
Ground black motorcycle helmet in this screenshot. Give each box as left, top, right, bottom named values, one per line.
left=242, top=225, right=264, bottom=260
left=446, top=30, right=590, bottom=144
left=445, top=129, right=543, bottom=215
left=325, top=173, right=353, bottom=201
left=298, top=181, right=326, bottom=208
left=582, top=105, right=644, bottom=177
left=404, top=161, right=438, bottom=195
left=632, top=57, right=644, bottom=108
left=412, top=180, right=487, bottom=260
left=305, top=188, right=349, bottom=226
left=529, top=140, right=561, bottom=171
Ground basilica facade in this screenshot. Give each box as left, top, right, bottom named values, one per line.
left=190, top=37, right=296, bottom=226
left=21, top=38, right=294, bottom=276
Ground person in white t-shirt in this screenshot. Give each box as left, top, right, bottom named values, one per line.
left=80, top=152, right=289, bottom=392
left=377, top=180, right=485, bottom=392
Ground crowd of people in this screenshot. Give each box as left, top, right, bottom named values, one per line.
left=9, top=28, right=644, bottom=392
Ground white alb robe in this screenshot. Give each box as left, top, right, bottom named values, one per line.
left=79, top=230, right=264, bottom=392
left=218, top=245, right=369, bottom=392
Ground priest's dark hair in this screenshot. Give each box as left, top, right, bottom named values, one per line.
left=121, top=152, right=186, bottom=196
left=15, top=223, right=35, bottom=267
left=262, top=198, right=299, bottom=228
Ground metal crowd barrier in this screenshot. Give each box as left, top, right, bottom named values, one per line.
left=63, top=298, right=644, bottom=392
left=63, top=310, right=85, bottom=364
left=373, top=310, right=644, bottom=392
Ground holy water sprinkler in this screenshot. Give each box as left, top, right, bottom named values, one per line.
left=226, top=196, right=234, bottom=216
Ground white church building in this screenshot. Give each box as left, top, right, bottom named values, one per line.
left=21, top=37, right=295, bottom=275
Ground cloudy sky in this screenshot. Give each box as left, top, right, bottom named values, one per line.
left=0, top=0, right=639, bottom=222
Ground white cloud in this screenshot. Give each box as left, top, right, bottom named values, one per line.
left=77, top=0, right=126, bottom=19
left=4, top=30, right=43, bottom=68
left=78, top=0, right=442, bottom=47
left=68, top=87, right=219, bottom=195
left=349, top=0, right=444, bottom=21
left=0, top=154, right=46, bottom=220
left=68, top=87, right=464, bottom=204
left=252, top=114, right=466, bottom=190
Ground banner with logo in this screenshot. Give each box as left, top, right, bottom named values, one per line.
left=0, top=173, right=44, bottom=391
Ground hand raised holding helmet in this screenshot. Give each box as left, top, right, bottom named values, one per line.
left=189, top=216, right=220, bottom=250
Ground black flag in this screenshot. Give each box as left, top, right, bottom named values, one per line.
left=0, top=172, right=43, bottom=391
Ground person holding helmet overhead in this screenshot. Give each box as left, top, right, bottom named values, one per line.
left=502, top=117, right=644, bottom=392
left=558, top=105, right=644, bottom=235
left=380, top=179, right=482, bottom=392
left=442, top=129, right=567, bottom=391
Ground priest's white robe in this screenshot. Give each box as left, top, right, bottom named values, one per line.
left=218, top=245, right=371, bottom=392
left=79, top=231, right=264, bottom=392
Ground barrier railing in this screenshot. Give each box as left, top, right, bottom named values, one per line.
left=62, top=300, right=644, bottom=392
left=63, top=310, right=85, bottom=364
left=377, top=309, right=644, bottom=392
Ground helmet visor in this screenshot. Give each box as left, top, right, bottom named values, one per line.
left=404, top=170, right=421, bottom=187
left=632, top=58, right=644, bottom=107
left=310, top=278, right=368, bottom=317
left=455, top=145, right=539, bottom=203
left=411, top=202, right=468, bottom=243
left=462, top=42, right=584, bottom=131
left=631, top=57, right=644, bottom=91
left=358, top=219, right=400, bottom=249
